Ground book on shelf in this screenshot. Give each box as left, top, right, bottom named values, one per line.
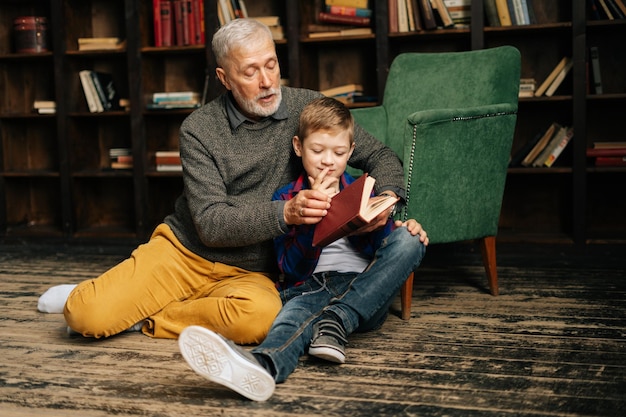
left=531, top=124, right=570, bottom=167
left=325, top=5, right=372, bottom=17
left=545, top=58, right=573, bottom=97
left=495, top=0, right=512, bottom=26
left=388, top=0, right=399, bottom=32
left=308, top=27, right=373, bottom=38
left=312, top=173, right=399, bottom=247
left=397, top=0, right=410, bottom=32
left=155, top=150, right=182, bottom=171
left=410, top=0, right=424, bottom=31
left=318, top=12, right=371, bottom=27
left=534, top=56, right=570, bottom=97
left=418, top=0, right=437, bottom=29
left=320, top=84, right=364, bottom=97
left=519, top=78, right=536, bottom=98
left=484, top=0, right=501, bottom=26
left=586, top=147, right=626, bottom=158
left=543, top=127, right=574, bottom=167
left=593, top=156, right=626, bottom=166
left=444, top=0, right=471, bottom=27
left=589, top=46, right=603, bottom=95
left=592, top=141, right=626, bottom=149
left=520, top=122, right=559, bottom=167
left=33, top=100, right=56, bottom=114
left=90, top=72, right=122, bottom=111
left=109, top=148, right=133, bottom=169
left=77, top=37, right=125, bottom=51
left=431, top=0, right=455, bottom=28
left=147, top=91, right=201, bottom=110
left=509, top=128, right=543, bottom=167
left=78, top=70, right=103, bottom=113
left=249, top=15, right=280, bottom=26
left=324, top=0, right=370, bottom=8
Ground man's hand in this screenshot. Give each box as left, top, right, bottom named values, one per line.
left=284, top=189, right=331, bottom=225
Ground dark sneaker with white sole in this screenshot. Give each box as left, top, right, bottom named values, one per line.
left=308, top=317, right=348, bottom=364
left=178, top=325, right=275, bottom=401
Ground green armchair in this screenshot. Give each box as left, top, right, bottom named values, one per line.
left=351, top=46, right=521, bottom=319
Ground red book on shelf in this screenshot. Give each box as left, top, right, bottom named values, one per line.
left=192, top=0, right=204, bottom=44
left=318, top=12, right=371, bottom=27
left=161, top=0, right=173, bottom=46
left=586, top=147, right=626, bottom=157
left=594, top=156, right=626, bottom=166
left=153, top=0, right=163, bottom=47
left=312, top=174, right=399, bottom=247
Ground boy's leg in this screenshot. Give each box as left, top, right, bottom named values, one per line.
left=322, top=227, right=426, bottom=335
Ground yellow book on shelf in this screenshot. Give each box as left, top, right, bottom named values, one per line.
left=495, top=0, right=512, bottom=26
left=535, top=56, right=570, bottom=97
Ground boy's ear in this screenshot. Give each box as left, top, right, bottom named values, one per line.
left=292, top=136, right=303, bottom=156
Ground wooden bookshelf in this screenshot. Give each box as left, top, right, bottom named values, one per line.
left=0, top=0, right=624, bottom=244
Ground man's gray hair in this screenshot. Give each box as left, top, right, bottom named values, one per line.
left=212, top=19, right=273, bottom=68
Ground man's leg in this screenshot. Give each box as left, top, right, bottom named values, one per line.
left=64, top=223, right=281, bottom=342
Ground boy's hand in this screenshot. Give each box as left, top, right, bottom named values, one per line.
left=309, top=167, right=339, bottom=197
left=395, top=219, right=429, bottom=246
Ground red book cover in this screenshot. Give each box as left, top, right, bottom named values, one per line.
left=318, top=12, right=371, bottom=27
left=594, top=156, right=626, bottom=166
left=312, top=174, right=399, bottom=247
left=586, top=147, right=626, bottom=157
left=192, top=0, right=204, bottom=45
left=161, top=0, right=173, bottom=46
left=153, top=0, right=162, bottom=47
left=173, top=0, right=185, bottom=46
left=185, top=0, right=195, bottom=45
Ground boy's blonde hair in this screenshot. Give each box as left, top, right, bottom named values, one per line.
left=298, top=97, right=354, bottom=143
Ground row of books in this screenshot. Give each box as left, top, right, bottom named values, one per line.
left=510, top=122, right=574, bottom=168
left=389, top=0, right=468, bottom=33
left=534, top=56, right=573, bottom=98
left=146, top=91, right=201, bottom=110
left=586, top=142, right=626, bottom=167
left=109, top=148, right=133, bottom=170
left=484, top=0, right=537, bottom=27
left=216, top=1, right=284, bottom=41
left=33, top=100, right=56, bottom=114
left=79, top=70, right=122, bottom=113
left=152, top=0, right=205, bottom=47
left=588, top=0, right=626, bottom=20
left=309, top=0, right=373, bottom=38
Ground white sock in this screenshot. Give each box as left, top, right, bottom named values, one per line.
left=38, top=284, right=77, bottom=313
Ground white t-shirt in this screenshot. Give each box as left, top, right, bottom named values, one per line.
left=313, top=237, right=371, bottom=274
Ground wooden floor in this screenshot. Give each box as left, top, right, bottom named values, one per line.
left=1, top=241, right=625, bottom=416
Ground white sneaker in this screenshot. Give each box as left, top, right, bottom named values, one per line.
left=178, top=326, right=275, bottom=401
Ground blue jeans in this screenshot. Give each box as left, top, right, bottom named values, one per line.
left=252, top=226, right=426, bottom=383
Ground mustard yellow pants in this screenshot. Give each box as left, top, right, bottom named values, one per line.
left=64, top=224, right=281, bottom=344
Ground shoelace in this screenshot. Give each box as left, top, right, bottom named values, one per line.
left=314, top=319, right=348, bottom=345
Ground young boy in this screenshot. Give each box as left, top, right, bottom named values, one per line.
left=178, top=97, right=428, bottom=401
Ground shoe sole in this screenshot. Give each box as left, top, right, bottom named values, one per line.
left=308, top=345, right=345, bottom=364
left=178, top=326, right=275, bottom=401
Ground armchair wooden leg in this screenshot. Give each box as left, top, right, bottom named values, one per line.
left=480, top=236, right=499, bottom=296
left=400, top=272, right=414, bottom=320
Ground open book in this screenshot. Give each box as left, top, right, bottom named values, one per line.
left=312, top=173, right=399, bottom=247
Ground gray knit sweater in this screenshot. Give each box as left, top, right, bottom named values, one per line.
left=164, top=87, right=404, bottom=273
